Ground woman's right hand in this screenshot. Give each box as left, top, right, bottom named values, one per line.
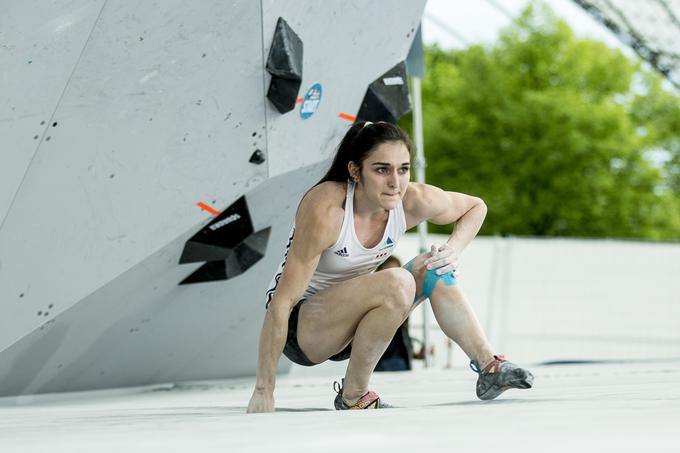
left=246, top=388, right=275, bottom=413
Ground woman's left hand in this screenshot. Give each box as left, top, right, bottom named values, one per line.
left=422, top=243, right=459, bottom=275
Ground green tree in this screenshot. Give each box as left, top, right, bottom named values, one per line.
left=402, top=2, right=680, bottom=239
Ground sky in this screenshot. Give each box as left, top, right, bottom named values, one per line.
left=422, top=0, right=631, bottom=55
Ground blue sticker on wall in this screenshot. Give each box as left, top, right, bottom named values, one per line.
left=300, top=83, right=322, bottom=119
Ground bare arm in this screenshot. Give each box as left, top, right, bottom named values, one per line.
left=403, top=183, right=487, bottom=270
left=431, top=189, right=487, bottom=253
left=247, top=184, right=343, bottom=413
left=251, top=247, right=319, bottom=394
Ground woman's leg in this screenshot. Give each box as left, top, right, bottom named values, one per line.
left=296, top=267, right=416, bottom=404
left=403, top=253, right=496, bottom=368
left=404, top=252, right=533, bottom=400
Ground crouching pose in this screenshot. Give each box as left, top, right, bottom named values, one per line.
left=247, top=121, right=533, bottom=412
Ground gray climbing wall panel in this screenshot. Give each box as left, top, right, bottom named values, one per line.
left=0, top=0, right=106, bottom=223
left=0, top=0, right=427, bottom=396
left=0, top=163, right=325, bottom=395
left=263, top=1, right=425, bottom=178
left=0, top=0, right=268, bottom=350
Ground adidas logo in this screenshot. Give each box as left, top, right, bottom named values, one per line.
left=334, top=247, right=349, bottom=257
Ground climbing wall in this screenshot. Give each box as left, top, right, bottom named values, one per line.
left=0, top=0, right=426, bottom=396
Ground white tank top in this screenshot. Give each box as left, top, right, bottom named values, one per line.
left=265, top=180, right=407, bottom=307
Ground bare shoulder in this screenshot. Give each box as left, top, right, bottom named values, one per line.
left=402, top=182, right=457, bottom=228
left=295, top=181, right=346, bottom=249
left=299, top=181, right=346, bottom=216
left=402, top=182, right=445, bottom=211
left=303, top=181, right=346, bottom=203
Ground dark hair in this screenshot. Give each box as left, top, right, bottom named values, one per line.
left=316, top=121, right=414, bottom=186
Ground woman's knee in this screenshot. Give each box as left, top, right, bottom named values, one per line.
left=379, top=267, right=416, bottom=311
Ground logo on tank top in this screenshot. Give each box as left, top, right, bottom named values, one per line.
left=378, top=236, right=395, bottom=251
left=334, top=247, right=349, bottom=257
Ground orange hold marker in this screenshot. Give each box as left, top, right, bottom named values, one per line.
left=197, top=202, right=221, bottom=216
left=338, top=113, right=356, bottom=122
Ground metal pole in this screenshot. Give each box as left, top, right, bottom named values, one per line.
left=412, top=76, right=430, bottom=367
left=484, top=236, right=502, bottom=339
left=498, top=236, right=512, bottom=352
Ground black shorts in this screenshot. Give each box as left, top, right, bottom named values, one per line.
left=282, top=299, right=352, bottom=366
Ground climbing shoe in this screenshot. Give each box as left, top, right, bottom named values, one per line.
left=470, top=354, right=534, bottom=400
left=333, top=378, right=393, bottom=409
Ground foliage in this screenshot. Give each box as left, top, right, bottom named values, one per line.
left=401, top=2, right=680, bottom=239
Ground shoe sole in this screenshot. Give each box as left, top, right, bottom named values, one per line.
left=478, top=368, right=534, bottom=401
left=334, top=401, right=394, bottom=410
left=334, top=395, right=394, bottom=410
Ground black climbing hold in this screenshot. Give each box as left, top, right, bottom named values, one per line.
left=180, top=261, right=228, bottom=284
left=179, top=195, right=273, bottom=284
left=249, top=149, right=266, bottom=165
left=179, top=196, right=271, bottom=284
left=179, top=196, right=254, bottom=264
left=179, top=228, right=271, bottom=285
left=356, top=61, right=411, bottom=123
left=266, top=17, right=303, bottom=114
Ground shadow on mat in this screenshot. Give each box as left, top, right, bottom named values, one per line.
left=428, top=398, right=557, bottom=407
left=214, top=406, right=332, bottom=413
left=276, top=407, right=333, bottom=412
